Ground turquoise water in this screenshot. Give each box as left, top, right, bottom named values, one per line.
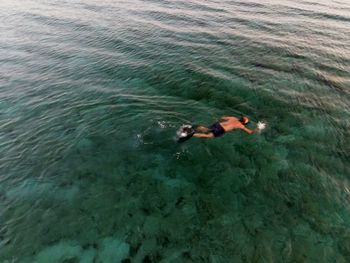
left=1, top=0, right=350, bottom=262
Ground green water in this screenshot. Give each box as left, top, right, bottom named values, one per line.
left=1, top=0, right=350, bottom=262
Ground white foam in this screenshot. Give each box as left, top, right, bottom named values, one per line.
left=257, top=121, right=267, bottom=133
left=177, top=124, right=192, bottom=137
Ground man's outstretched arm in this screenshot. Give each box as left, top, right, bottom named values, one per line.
left=241, top=126, right=255, bottom=134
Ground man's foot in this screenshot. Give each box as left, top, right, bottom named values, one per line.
left=177, top=125, right=195, bottom=143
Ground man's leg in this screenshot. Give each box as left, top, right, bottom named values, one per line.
left=193, top=125, right=210, bottom=133
left=193, top=132, right=214, bottom=138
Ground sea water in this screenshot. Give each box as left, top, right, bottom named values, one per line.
left=0, top=0, right=350, bottom=262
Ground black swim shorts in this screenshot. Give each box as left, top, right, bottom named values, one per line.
left=208, top=122, right=225, bottom=137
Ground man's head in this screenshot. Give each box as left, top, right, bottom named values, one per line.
left=239, top=116, right=249, bottom=125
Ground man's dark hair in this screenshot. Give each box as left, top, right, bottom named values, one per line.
left=239, top=116, right=249, bottom=125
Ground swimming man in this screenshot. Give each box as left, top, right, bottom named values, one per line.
left=177, top=116, right=265, bottom=142
left=192, top=116, right=256, bottom=139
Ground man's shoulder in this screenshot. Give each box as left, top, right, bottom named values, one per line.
left=227, top=116, right=239, bottom=121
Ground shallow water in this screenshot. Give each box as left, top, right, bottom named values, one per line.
left=1, top=0, right=350, bottom=262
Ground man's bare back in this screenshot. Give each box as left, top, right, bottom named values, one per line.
left=218, top=116, right=254, bottom=134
